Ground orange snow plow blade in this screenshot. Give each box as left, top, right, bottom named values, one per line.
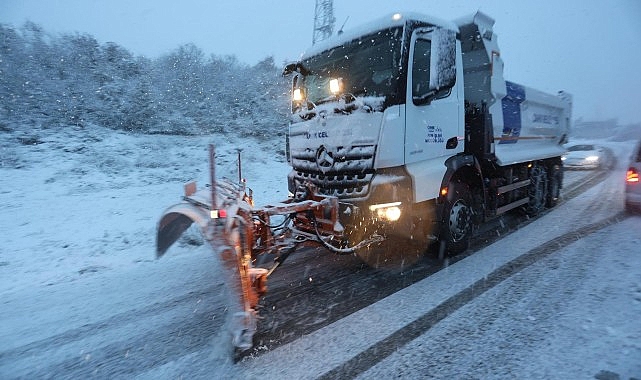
left=155, top=144, right=383, bottom=353
left=156, top=182, right=262, bottom=351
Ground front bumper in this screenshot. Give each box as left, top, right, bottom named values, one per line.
left=625, top=184, right=641, bottom=208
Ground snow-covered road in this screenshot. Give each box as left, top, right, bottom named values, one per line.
left=235, top=143, right=641, bottom=380
left=1, top=127, right=639, bottom=379
left=360, top=215, right=641, bottom=379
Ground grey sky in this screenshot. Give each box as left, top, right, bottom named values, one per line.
left=2, top=0, right=640, bottom=124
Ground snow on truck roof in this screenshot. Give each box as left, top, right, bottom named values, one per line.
left=298, top=12, right=460, bottom=60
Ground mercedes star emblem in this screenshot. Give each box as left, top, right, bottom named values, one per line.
left=316, top=145, right=334, bottom=173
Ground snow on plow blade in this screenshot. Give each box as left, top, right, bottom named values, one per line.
left=156, top=203, right=208, bottom=258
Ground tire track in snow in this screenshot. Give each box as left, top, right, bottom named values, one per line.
left=0, top=286, right=227, bottom=378
left=318, top=211, right=628, bottom=380
left=18, top=307, right=227, bottom=379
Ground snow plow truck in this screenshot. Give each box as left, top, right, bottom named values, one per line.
left=156, top=11, right=572, bottom=351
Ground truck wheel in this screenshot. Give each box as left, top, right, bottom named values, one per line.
left=526, top=164, right=548, bottom=216
left=440, top=182, right=473, bottom=255
left=546, top=166, right=561, bottom=208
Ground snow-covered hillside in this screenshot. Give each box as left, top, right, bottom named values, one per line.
left=0, top=124, right=289, bottom=293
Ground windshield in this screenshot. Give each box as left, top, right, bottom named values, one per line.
left=299, top=26, right=404, bottom=106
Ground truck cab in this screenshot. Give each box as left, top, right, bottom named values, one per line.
left=284, top=12, right=571, bottom=253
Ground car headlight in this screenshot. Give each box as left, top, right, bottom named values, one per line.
left=585, top=155, right=599, bottom=162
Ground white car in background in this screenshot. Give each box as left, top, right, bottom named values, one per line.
left=562, top=144, right=603, bottom=169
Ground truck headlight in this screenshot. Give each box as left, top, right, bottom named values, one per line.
left=329, top=78, right=342, bottom=95
left=369, top=202, right=402, bottom=222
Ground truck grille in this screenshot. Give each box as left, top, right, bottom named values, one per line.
left=290, top=145, right=376, bottom=198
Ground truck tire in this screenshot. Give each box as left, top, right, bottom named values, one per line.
left=526, top=164, right=548, bottom=216
left=440, top=181, right=473, bottom=255
left=546, top=166, right=561, bottom=208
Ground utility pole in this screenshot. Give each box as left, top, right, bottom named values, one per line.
left=312, top=0, right=336, bottom=45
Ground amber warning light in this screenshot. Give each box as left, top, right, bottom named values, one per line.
left=626, top=168, right=639, bottom=183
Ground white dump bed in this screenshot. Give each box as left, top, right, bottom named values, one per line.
left=492, top=82, right=572, bottom=165
left=456, top=12, right=572, bottom=165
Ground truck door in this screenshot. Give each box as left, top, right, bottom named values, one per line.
left=405, top=28, right=463, bottom=166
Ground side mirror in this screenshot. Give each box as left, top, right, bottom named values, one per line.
left=429, top=28, right=456, bottom=91
left=283, top=62, right=296, bottom=76
left=283, top=62, right=309, bottom=76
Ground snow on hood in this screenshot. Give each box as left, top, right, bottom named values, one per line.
left=290, top=95, right=386, bottom=122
